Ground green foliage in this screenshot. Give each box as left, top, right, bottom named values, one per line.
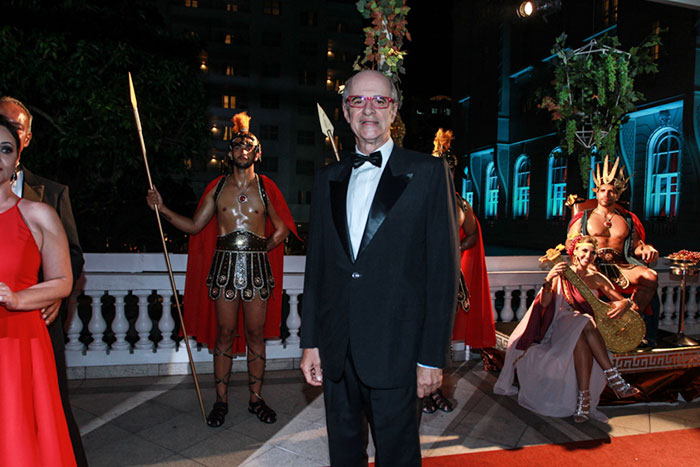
left=0, top=1, right=209, bottom=251
left=539, top=32, right=661, bottom=189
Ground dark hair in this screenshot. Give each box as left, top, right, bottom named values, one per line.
left=0, top=115, right=20, bottom=151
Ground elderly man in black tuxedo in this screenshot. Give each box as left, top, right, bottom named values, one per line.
left=300, top=70, right=460, bottom=466
left=0, top=96, right=88, bottom=467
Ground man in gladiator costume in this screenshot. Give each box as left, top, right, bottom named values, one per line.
left=147, top=112, right=296, bottom=426
left=567, top=155, right=658, bottom=322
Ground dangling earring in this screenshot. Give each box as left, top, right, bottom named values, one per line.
left=10, top=171, right=17, bottom=183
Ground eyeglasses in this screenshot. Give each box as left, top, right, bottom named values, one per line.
left=345, top=95, right=395, bottom=109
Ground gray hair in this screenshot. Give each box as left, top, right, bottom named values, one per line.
left=0, top=96, right=33, bottom=132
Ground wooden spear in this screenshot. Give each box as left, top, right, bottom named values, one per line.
left=128, top=72, right=207, bottom=423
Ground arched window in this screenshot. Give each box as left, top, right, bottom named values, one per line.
left=513, top=155, right=530, bottom=218
left=485, top=162, right=499, bottom=219
left=547, top=151, right=567, bottom=219
left=646, top=127, right=681, bottom=219
left=461, top=166, right=474, bottom=206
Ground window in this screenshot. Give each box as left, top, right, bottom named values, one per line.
left=485, top=162, right=499, bottom=219
left=513, top=155, right=530, bottom=218
left=297, top=130, right=315, bottom=146
left=222, top=95, right=236, bottom=109
left=260, top=125, right=279, bottom=140
left=461, top=166, right=474, bottom=207
left=262, top=63, right=280, bottom=78
left=646, top=127, right=680, bottom=219
left=261, top=32, right=281, bottom=47
left=227, top=0, right=250, bottom=12
left=298, top=190, right=313, bottom=204
left=298, top=103, right=315, bottom=116
left=652, top=20, right=660, bottom=61
left=225, top=60, right=249, bottom=77
left=260, top=93, right=279, bottom=109
left=299, top=41, right=316, bottom=57
left=225, top=65, right=235, bottom=76
left=300, top=11, right=318, bottom=26
left=256, top=156, right=278, bottom=173
left=602, top=0, right=618, bottom=26
left=296, top=160, right=315, bottom=175
left=225, top=34, right=232, bottom=44
left=263, top=0, right=280, bottom=15
left=547, top=151, right=567, bottom=219
left=299, top=71, right=316, bottom=86
left=185, top=0, right=198, bottom=7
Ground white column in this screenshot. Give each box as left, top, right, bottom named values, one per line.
left=285, top=290, right=302, bottom=346
left=491, top=289, right=498, bottom=321
left=111, top=292, right=130, bottom=350
left=500, top=286, right=515, bottom=322
left=662, top=286, right=675, bottom=326
left=158, top=289, right=176, bottom=350
left=87, top=291, right=108, bottom=351
left=686, top=285, right=698, bottom=325
left=64, top=291, right=84, bottom=351
left=516, top=286, right=529, bottom=320
left=134, top=291, right=154, bottom=350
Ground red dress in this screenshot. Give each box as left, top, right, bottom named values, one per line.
left=0, top=201, right=76, bottom=467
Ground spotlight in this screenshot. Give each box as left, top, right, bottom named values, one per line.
left=517, top=1, right=535, bottom=17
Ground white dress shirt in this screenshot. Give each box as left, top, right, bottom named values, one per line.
left=346, top=138, right=394, bottom=259
left=11, top=168, right=24, bottom=197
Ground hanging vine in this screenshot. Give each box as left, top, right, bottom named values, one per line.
left=539, top=32, right=661, bottom=189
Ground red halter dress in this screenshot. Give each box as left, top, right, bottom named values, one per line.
left=0, top=201, right=76, bottom=466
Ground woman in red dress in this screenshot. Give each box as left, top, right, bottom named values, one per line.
left=0, top=115, right=76, bottom=466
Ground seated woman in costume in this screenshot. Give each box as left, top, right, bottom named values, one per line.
left=494, top=235, right=640, bottom=423
left=0, top=115, right=76, bottom=465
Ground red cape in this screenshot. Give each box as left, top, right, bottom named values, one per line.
left=452, top=218, right=497, bottom=348
left=182, top=174, right=298, bottom=354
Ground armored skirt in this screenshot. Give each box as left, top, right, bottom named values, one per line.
left=206, top=229, right=274, bottom=302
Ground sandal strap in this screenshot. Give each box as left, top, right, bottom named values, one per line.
left=249, top=399, right=276, bottom=423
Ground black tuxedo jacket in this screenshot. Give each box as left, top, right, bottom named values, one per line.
left=301, top=146, right=460, bottom=388
left=21, top=167, right=84, bottom=287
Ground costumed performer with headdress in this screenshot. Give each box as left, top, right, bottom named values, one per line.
left=567, top=155, right=659, bottom=345
left=424, top=128, right=496, bottom=414
left=494, top=235, right=640, bottom=423
left=147, top=112, right=297, bottom=427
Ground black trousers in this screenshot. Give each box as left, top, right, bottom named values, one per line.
left=323, top=351, right=421, bottom=467
left=49, top=314, right=89, bottom=467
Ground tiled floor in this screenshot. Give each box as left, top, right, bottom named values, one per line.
left=70, top=360, right=700, bottom=466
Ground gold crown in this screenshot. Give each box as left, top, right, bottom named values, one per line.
left=592, top=155, right=630, bottom=194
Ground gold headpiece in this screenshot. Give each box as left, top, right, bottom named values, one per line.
left=592, top=155, right=630, bottom=194
left=431, top=128, right=457, bottom=170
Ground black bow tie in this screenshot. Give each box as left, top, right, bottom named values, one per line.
left=352, top=151, right=382, bottom=169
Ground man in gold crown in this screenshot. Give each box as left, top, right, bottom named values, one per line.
left=566, top=156, right=658, bottom=332
left=147, top=112, right=297, bottom=427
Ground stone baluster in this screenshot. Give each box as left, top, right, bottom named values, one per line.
left=685, top=285, right=698, bottom=324
left=516, top=286, right=529, bottom=320
left=86, top=291, right=107, bottom=351
left=285, top=290, right=302, bottom=346
left=661, top=285, right=675, bottom=326
left=111, top=292, right=130, bottom=350
left=134, top=291, right=154, bottom=350
left=157, top=289, right=176, bottom=350
left=501, top=286, right=515, bottom=322
left=491, top=289, right=498, bottom=321
left=65, top=291, right=84, bottom=351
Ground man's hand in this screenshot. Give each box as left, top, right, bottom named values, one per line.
left=416, top=366, right=442, bottom=398
left=301, top=348, right=323, bottom=386
left=638, top=244, right=659, bottom=264
left=42, top=300, right=62, bottom=325
left=607, top=298, right=635, bottom=319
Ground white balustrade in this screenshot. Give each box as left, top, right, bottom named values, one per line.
left=157, top=289, right=176, bottom=350
left=87, top=291, right=107, bottom=351
left=662, top=285, right=676, bottom=325
left=111, top=292, right=130, bottom=350
left=63, top=254, right=690, bottom=374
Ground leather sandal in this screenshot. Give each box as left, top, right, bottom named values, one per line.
left=248, top=398, right=277, bottom=424
left=430, top=390, right=455, bottom=412
left=422, top=395, right=437, bottom=414
left=207, top=401, right=228, bottom=427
